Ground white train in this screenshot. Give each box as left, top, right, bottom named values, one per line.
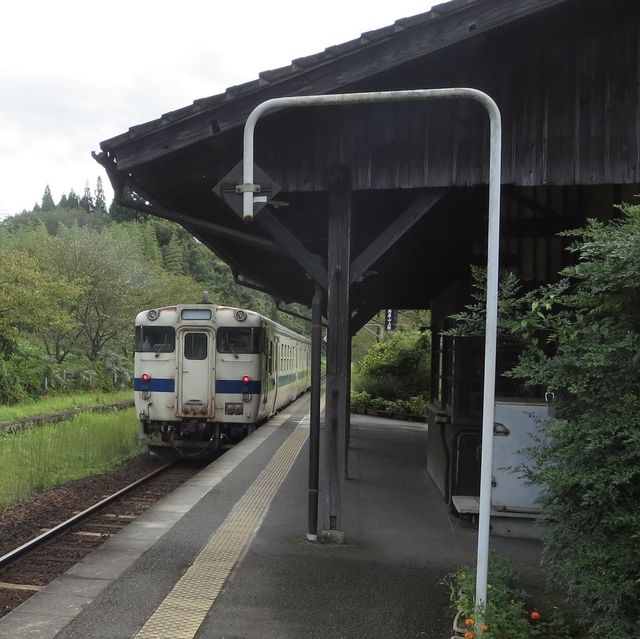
left=134, top=301, right=311, bottom=457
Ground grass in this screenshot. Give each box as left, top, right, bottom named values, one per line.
left=0, top=408, right=143, bottom=513
left=0, top=389, right=133, bottom=423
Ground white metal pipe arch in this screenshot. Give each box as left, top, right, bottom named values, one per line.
left=240, top=87, right=502, bottom=629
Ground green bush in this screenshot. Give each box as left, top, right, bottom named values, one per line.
left=351, top=390, right=426, bottom=417
left=449, top=202, right=640, bottom=636
left=353, top=330, right=429, bottom=401
left=511, top=205, right=640, bottom=636
left=0, top=350, right=48, bottom=404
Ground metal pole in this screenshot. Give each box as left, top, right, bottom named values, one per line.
left=475, top=95, right=502, bottom=621
left=307, top=284, right=323, bottom=541
left=241, top=88, right=502, bottom=626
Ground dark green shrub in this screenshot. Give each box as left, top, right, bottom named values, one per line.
left=449, top=203, right=640, bottom=636
left=0, top=348, right=48, bottom=404
left=351, top=390, right=427, bottom=417
left=353, top=330, right=429, bottom=401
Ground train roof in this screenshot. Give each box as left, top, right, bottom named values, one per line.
left=135, top=304, right=310, bottom=343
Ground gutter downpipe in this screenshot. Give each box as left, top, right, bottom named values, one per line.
left=240, top=88, right=501, bottom=627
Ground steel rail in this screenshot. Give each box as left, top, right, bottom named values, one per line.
left=0, top=462, right=174, bottom=570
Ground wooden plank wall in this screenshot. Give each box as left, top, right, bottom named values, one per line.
left=256, top=2, right=639, bottom=192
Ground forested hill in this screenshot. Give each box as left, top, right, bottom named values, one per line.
left=0, top=181, right=308, bottom=403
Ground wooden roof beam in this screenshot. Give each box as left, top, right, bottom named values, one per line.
left=350, top=189, right=445, bottom=285
left=256, top=206, right=328, bottom=289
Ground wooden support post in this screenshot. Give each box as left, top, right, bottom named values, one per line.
left=307, top=284, right=323, bottom=541
left=321, top=166, right=352, bottom=540
left=345, top=334, right=352, bottom=479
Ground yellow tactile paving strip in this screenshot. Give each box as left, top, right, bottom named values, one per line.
left=133, top=421, right=309, bottom=639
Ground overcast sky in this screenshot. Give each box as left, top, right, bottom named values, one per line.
left=0, top=0, right=437, bottom=219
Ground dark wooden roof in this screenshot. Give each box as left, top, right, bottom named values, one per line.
left=95, top=0, right=640, bottom=316
left=100, top=0, right=568, bottom=169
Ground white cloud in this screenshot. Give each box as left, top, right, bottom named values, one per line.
left=0, top=0, right=435, bottom=218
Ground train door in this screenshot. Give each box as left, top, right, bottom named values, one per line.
left=268, top=335, right=280, bottom=414
left=263, top=329, right=273, bottom=406
left=177, top=329, right=214, bottom=417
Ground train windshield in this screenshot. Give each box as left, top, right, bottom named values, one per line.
left=217, top=327, right=264, bottom=354
left=135, top=326, right=176, bottom=353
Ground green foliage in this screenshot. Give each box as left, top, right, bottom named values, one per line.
left=67, top=188, right=80, bottom=209
left=511, top=204, right=640, bottom=637
left=446, top=265, right=527, bottom=339
left=353, top=330, right=429, bottom=401
left=2, top=205, right=113, bottom=235
left=442, top=555, right=573, bottom=639
left=0, top=186, right=312, bottom=404
left=0, top=408, right=142, bottom=512
left=163, top=232, right=186, bottom=275
left=41, top=184, right=55, bottom=211
left=448, top=202, right=640, bottom=636
left=351, top=390, right=426, bottom=417
left=0, top=390, right=132, bottom=424
left=94, top=176, right=107, bottom=214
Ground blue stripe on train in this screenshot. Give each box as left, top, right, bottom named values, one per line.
left=134, top=378, right=265, bottom=394
left=133, top=377, right=175, bottom=392
left=215, top=379, right=262, bottom=395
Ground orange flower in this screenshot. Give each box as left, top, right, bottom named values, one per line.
left=530, top=610, right=542, bottom=621
left=464, top=632, right=475, bottom=639
left=464, top=618, right=475, bottom=626
left=481, top=624, right=489, bottom=632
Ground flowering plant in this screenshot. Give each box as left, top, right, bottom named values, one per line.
left=441, top=554, right=573, bottom=639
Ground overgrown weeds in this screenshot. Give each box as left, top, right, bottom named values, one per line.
left=0, top=389, right=132, bottom=423
left=0, top=408, right=142, bottom=512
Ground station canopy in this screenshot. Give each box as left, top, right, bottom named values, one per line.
left=94, top=0, right=574, bottom=323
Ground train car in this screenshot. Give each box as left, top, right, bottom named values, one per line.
left=134, top=301, right=311, bottom=457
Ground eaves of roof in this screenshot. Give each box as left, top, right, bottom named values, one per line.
left=99, top=0, right=569, bottom=168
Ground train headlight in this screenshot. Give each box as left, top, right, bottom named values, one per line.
left=141, top=390, right=151, bottom=400
left=234, top=310, right=247, bottom=322
left=147, top=309, right=159, bottom=321
left=225, top=403, right=244, bottom=415
left=242, top=393, right=252, bottom=402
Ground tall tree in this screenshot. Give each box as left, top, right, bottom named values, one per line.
left=80, top=181, right=94, bottom=214
left=94, top=176, right=107, bottom=214
left=163, top=234, right=186, bottom=275
left=41, top=184, right=55, bottom=211
left=67, top=189, right=80, bottom=209
left=140, top=223, right=162, bottom=263
left=6, top=224, right=83, bottom=363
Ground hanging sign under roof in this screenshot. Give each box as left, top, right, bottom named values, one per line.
left=213, top=160, right=280, bottom=219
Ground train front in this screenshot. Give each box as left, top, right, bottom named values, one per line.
left=134, top=304, right=265, bottom=457
left=134, top=304, right=219, bottom=457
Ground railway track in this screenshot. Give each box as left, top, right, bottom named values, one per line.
left=0, top=461, right=202, bottom=619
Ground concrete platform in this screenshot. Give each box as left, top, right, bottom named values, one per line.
left=0, top=395, right=545, bottom=639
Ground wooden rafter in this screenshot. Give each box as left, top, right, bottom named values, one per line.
left=350, top=190, right=445, bottom=285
